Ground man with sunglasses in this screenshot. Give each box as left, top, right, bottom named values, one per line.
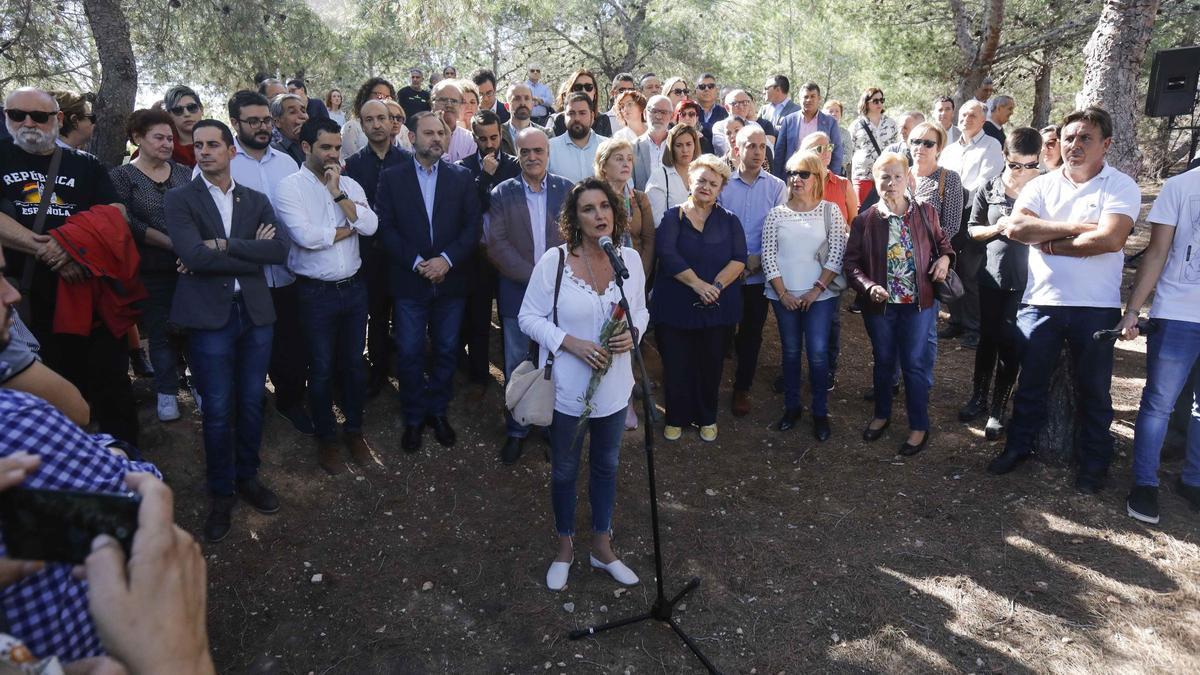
left=525, top=65, right=554, bottom=125
left=712, top=89, right=777, bottom=156
left=693, top=73, right=727, bottom=145
left=772, top=82, right=843, bottom=179
left=0, top=87, right=139, bottom=445
left=164, top=85, right=204, bottom=167
left=758, top=74, right=799, bottom=129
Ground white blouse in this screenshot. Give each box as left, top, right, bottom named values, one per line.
left=761, top=201, right=848, bottom=302
left=644, top=165, right=688, bottom=226
left=519, top=245, right=651, bottom=418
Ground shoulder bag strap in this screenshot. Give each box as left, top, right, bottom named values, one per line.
left=860, top=119, right=881, bottom=155
left=663, top=166, right=671, bottom=206
left=542, top=246, right=566, bottom=372
left=937, top=168, right=946, bottom=201
left=19, top=146, right=64, bottom=294
left=912, top=201, right=938, bottom=267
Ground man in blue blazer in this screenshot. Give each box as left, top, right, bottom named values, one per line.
left=376, top=111, right=483, bottom=453
left=484, top=127, right=572, bottom=464
left=772, top=82, right=843, bottom=178
left=165, top=119, right=290, bottom=543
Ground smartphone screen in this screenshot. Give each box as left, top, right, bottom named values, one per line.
left=0, top=487, right=140, bottom=565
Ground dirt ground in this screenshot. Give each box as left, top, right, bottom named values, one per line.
left=134, top=193, right=1200, bottom=674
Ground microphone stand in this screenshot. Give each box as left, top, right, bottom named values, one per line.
left=567, top=258, right=722, bottom=674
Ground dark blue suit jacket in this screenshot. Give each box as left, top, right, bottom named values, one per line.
left=344, top=144, right=412, bottom=209
left=772, top=110, right=844, bottom=178
left=457, top=151, right=520, bottom=212
left=376, top=158, right=482, bottom=299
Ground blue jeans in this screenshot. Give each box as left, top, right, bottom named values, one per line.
left=395, top=296, right=466, bottom=425
left=549, top=407, right=626, bottom=536
left=297, top=275, right=369, bottom=440
left=888, top=299, right=939, bottom=388
left=1133, top=319, right=1200, bottom=487
left=1005, top=305, right=1120, bottom=474
left=141, top=273, right=182, bottom=395
left=772, top=297, right=836, bottom=415
left=501, top=315, right=533, bottom=438
left=188, top=299, right=273, bottom=496
left=862, top=303, right=937, bottom=431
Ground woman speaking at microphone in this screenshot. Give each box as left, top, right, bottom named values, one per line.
left=519, top=178, right=650, bottom=591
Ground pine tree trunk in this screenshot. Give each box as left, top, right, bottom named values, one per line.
left=82, top=0, right=137, bottom=168
left=1030, top=53, right=1053, bottom=129
left=1075, top=0, right=1161, bottom=178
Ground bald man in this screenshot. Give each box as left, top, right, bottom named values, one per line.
left=0, top=87, right=139, bottom=444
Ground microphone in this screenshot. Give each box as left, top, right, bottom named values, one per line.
left=598, top=236, right=630, bottom=279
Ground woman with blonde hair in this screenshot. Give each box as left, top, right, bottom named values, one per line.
left=761, top=150, right=847, bottom=440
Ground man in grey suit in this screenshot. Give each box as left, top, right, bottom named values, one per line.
left=165, top=119, right=290, bottom=544
left=758, top=74, right=800, bottom=128
left=485, top=128, right=572, bottom=465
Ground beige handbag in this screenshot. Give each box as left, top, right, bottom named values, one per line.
left=505, top=248, right=565, bottom=427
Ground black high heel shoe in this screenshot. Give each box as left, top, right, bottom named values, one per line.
left=898, top=430, right=930, bottom=456
left=862, top=418, right=890, bottom=442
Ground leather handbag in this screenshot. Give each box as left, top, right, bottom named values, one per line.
left=505, top=247, right=565, bottom=427
left=912, top=200, right=964, bottom=304
left=814, top=202, right=848, bottom=294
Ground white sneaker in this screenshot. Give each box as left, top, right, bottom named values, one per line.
left=590, top=554, right=640, bottom=586
left=157, top=394, right=181, bottom=422
left=546, top=557, right=573, bottom=591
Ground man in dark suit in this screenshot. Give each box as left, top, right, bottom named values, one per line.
left=472, top=68, right=510, bottom=125
left=772, top=82, right=844, bottom=178
left=376, top=111, right=483, bottom=452
left=164, top=119, right=290, bottom=543
left=344, top=99, right=411, bottom=396
left=485, top=127, right=571, bottom=464
left=456, top=109, right=520, bottom=400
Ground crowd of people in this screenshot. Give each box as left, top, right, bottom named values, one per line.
left=0, top=61, right=1197, bottom=667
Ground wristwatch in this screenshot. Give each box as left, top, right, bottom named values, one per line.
left=334, top=192, right=349, bottom=203
left=714, top=281, right=724, bottom=291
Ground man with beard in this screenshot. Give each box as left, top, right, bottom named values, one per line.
left=633, top=94, right=673, bottom=191
left=225, top=90, right=313, bottom=435
left=344, top=99, right=410, bottom=397
left=500, top=83, right=547, bottom=156
left=376, top=112, right=482, bottom=453
left=547, top=93, right=607, bottom=184
left=0, top=87, right=139, bottom=445
left=276, top=118, right=378, bottom=475
left=270, top=92, right=309, bottom=165
left=472, top=68, right=510, bottom=125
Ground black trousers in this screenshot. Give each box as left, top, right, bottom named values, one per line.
left=268, top=283, right=308, bottom=410
left=975, top=285, right=1021, bottom=390
left=35, top=316, right=139, bottom=446
left=656, top=324, right=731, bottom=427
left=362, top=245, right=394, bottom=379
left=733, top=283, right=770, bottom=391
left=460, top=250, right=497, bottom=383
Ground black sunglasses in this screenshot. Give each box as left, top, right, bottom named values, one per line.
left=571, top=82, right=595, bottom=93
left=1007, top=161, right=1040, bottom=170
left=671, top=88, right=690, bottom=96
left=169, top=102, right=202, bottom=116
left=869, top=97, right=885, bottom=104
left=696, top=83, right=717, bottom=91
left=785, top=170, right=814, bottom=180
left=5, top=109, right=55, bottom=124
left=909, top=138, right=937, bottom=149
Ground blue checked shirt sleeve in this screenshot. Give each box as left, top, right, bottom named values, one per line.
left=0, top=389, right=161, bottom=662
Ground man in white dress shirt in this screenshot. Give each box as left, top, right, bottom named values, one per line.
left=633, top=94, right=673, bottom=191
left=274, top=117, right=378, bottom=475
left=547, top=93, right=608, bottom=184
left=938, top=98, right=1004, bottom=348
left=430, top=79, right=476, bottom=163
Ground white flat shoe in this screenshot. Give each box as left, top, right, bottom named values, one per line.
left=546, top=557, right=573, bottom=591
left=590, top=554, right=640, bottom=586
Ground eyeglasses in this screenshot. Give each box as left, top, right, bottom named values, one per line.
left=5, top=109, right=55, bottom=124
left=81, top=113, right=96, bottom=123
left=389, top=115, right=405, bottom=122
left=786, top=170, right=814, bottom=180
left=730, top=99, right=752, bottom=107
left=529, top=69, right=540, bottom=73
left=650, top=108, right=672, bottom=116
left=571, top=82, right=596, bottom=93
left=169, top=102, right=202, bottom=116
left=808, top=144, right=835, bottom=153
left=236, top=117, right=273, bottom=128
left=433, top=97, right=462, bottom=106
left=696, top=83, right=717, bottom=91
left=1007, top=161, right=1040, bottom=170
left=909, top=138, right=937, bottom=149
left=670, top=88, right=690, bottom=96
left=869, top=97, right=885, bottom=105
left=678, top=111, right=698, bottom=118
left=617, top=87, right=636, bottom=94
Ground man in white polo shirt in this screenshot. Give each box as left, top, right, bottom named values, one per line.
left=1116, top=164, right=1200, bottom=523
left=985, top=107, right=1141, bottom=494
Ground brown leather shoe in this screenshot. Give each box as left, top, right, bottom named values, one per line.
left=346, top=433, right=374, bottom=466
left=317, top=439, right=343, bottom=475
left=732, top=389, right=751, bottom=417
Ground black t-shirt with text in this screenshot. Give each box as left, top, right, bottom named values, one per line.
left=0, top=137, right=119, bottom=288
